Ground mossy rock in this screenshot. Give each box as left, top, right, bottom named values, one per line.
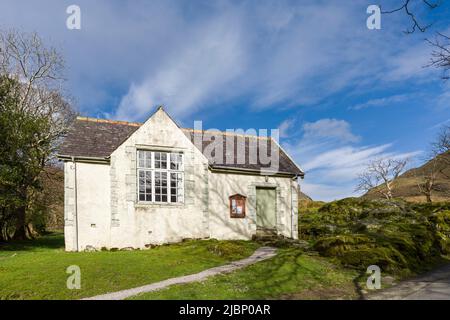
left=337, top=247, right=407, bottom=272
left=299, top=198, right=450, bottom=274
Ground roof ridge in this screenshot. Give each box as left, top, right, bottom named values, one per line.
left=76, top=116, right=142, bottom=127
left=181, top=128, right=272, bottom=140
left=75, top=117, right=272, bottom=140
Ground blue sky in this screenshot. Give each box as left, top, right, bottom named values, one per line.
left=1, top=0, right=449, bottom=200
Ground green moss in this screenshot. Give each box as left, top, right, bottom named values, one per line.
left=299, top=198, right=450, bottom=275
left=206, top=240, right=256, bottom=260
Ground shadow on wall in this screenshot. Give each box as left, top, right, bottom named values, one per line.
left=163, top=168, right=295, bottom=242
left=158, top=169, right=251, bottom=244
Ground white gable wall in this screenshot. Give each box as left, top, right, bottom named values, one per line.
left=108, top=109, right=210, bottom=249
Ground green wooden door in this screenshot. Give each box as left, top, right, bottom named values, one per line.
left=256, top=188, right=276, bottom=229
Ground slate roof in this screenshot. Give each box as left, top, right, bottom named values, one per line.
left=183, top=130, right=303, bottom=175
left=58, top=117, right=303, bottom=176
left=57, top=117, right=140, bottom=159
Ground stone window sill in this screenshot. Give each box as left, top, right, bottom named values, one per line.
left=135, top=202, right=185, bottom=209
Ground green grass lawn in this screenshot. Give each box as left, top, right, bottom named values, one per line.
left=129, top=248, right=361, bottom=300
left=0, top=233, right=259, bottom=300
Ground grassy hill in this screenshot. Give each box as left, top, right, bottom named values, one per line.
left=364, top=153, right=450, bottom=203
left=298, top=190, right=313, bottom=201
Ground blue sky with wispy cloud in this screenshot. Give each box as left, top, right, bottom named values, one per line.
left=1, top=0, right=449, bottom=200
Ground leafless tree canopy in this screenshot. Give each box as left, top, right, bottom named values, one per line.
left=356, top=158, right=409, bottom=199
left=0, top=30, right=76, bottom=160
left=429, top=124, right=450, bottom=183
left=432, top=125, right=450, bottom=157
left=381, top=0, right=442, bottom=33
left=382, top=1, right=450, bottom=81
left=426, top=33, right=450, bottom=79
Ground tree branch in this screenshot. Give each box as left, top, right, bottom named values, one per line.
left=382, top=0, right=442, bottom=34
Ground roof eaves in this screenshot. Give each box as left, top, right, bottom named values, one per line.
left=209, top=164, right=299, bottom=177
left=271, top=137, right=305, bottom=177
left=57, top=154, right=110, bottom=164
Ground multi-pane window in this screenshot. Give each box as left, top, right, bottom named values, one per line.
left=138, top=170, right=152, bottom=202
left=154, top=152, right=168, bottom=169
left=170, top=153, right=183, bottom=170
left=170, top=173, right=184, bottom=203
left=137, top=150, right=184, bottom=203
left=154, top=171, right=168, bottom=202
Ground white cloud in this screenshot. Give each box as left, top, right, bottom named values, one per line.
left=350, top=94, right=409, bottom=110
left=300, top=182, right=356, bottom=202
left=0, top=0, right=441, bottom=120
left=435, top=86, right=450, bottom=110
left=278, top=118, right=295, bottom=138
left=302, top=119, right=360, bottom=144
left=284, top=118, right=421, bottom=201
left=115, top=7, right=247, bottom=120
left=385, top=43, right=434, bottom=81
left=0, top=0, right=443, bottom=202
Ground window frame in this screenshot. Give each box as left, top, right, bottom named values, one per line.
left=137, top=150, right=184, bottom=204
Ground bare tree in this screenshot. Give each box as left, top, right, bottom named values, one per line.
left=428, top=124, right=450, bottom=183
left=432, top=125, right=450, bottom=156
left=356, top=158, right=409, bottom=199
left=0, top=30, right=75, bottom=240
left=414, top=158, right=439, bottom=202
left=409, top=124, right=450, bottom=202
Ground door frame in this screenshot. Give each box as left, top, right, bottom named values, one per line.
left=255, top=186, right=277, bottom=231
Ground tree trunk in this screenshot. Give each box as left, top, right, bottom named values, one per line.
left=12, top=206, right=28, bottom=240
left=426, top=193, right=432, bottom=203
left=386, top=182, right=393, bottom=200
left=26, top=223, right=37, bottom=239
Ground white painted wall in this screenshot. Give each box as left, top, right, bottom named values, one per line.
left=64, top=162, right=111, bottom=251
left=208, top=171, right=298, bottom=240
left=76, top=162, right=111, bottom=250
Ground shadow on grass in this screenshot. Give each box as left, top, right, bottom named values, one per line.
left=0, top=232, right=64, bottom=251
left=238, top=248, right=356, bottom=300
left=352, top=270, right=367, bottom=300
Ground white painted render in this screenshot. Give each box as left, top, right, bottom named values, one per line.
left=208, top=171, right=298, bottom=240
left=63, top=109, right=300, bottom=251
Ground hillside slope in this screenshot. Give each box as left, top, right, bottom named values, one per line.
left=364, top=153, right=450, bottom=202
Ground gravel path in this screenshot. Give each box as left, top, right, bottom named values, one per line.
left=83, top=246, right=277, bottom=300
left=368, top=264, right=450, bottom=300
